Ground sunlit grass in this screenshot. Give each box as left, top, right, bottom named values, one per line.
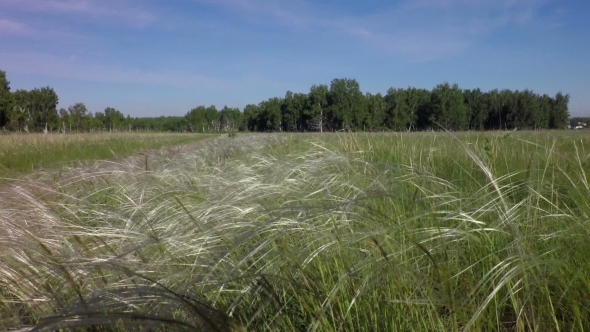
left=0, top=132, right=217, bottom=179
left=2, top=130, right=590, bottom=331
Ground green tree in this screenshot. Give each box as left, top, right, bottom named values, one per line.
left=500, top=89, right=518, bottom=129
left=68, top=102, right=89, bottom=132
left=485, top=89, right=503, bottom=129
left=430, top=82, right=467, bottom=130
left=10, top=89, right=32, bottom=132
left=81, top=111, right=102, bottom=132
left=306, top=84, right=329, bottom=132
left=385, top=88, right=412, bottom=131
left=243, top=104, right=261, bottom=131
left=94, top=111, right=106, bottom=130
left=464, top=88, right=488, bottom=130
left=549, top=92, right=570, bottom=129
left=104, top=107, right=125, bottom=131
left=58, top=107, right=70, bottom=133
left=29, top=87, right=59, bottom=132
left=293, top=93, right=308, bottom=131
left=365, top=92, right=387, bottom=130
left=512, top=89, right=543, bottom=129
left=327, top=78, right=365, bottom=131
left=185, top=105, right=219, bottom=132
left=259, top=98, right=282, bottom=131
left=219, top=106, right=242, bottom=131
left=281, top=91, right=299, bottom=132
left=537, top=94, right=553, bottom=129
left=407, top=88, right=431, bottom=131
left=0, top=70, right=12, bottom=129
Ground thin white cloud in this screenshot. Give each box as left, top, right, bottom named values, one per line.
left=0, top=52, right=234, bottom=90
left=0, top=18, right=32, bottom=35
left=401, top=0, right=547, bottom=10
left=195, top=0, right=311, bottom=27
left=0, top=17, right=86, bottom=43
left=0, top=0, right=158, bottom=28
left=194, top=0, right=554, bottom=61
left=0, top=17, right=94, bottom=42
left=0, top=0, right=94, bottom=13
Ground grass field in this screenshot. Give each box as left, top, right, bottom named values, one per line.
left=1, top=130, right=590, bottom=331
left=0, top=132, right=217, bottom=179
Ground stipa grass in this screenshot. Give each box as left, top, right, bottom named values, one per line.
left=1, top=131, right=590, bottom=331
left=0, top=132, right=216, bottom=179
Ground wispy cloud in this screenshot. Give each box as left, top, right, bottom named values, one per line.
left=0, top=0, right=158, bottom=28
left=401, top=0, right=547, bottom=10
left=194, top=0, right=553, bottom=61
left=0, top=52, right=233, bottom=89
left=0, top=0, right=97, bottom=13
left=334, top=0, right=550, bottom=60
left=0, top=18, right=32, bottom=35
left=195, top=0, right=310, bottom=27
left=0, top=17, right=87, bottom=42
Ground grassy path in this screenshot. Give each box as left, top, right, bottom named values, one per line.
left=0, top=132, right=218, bottom=180
left=0, top=133, right=222, bottom=211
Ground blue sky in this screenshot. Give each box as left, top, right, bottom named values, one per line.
left=0, top=0, right=588, bottom=117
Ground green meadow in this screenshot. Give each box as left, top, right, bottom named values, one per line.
left=0, top=133, right=216, bottom=179
left=1, top=130, right=590, bottom=331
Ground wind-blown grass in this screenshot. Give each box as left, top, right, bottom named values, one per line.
left=0, top=132, right=216, bottom=180
left=1, top=131, right=590, bottom=331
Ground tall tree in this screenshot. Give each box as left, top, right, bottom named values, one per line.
left=104, top=107, right=125, bottom=131
left=485, top=89, right=504, bottom=129
left=365, top=92, right=387, bottom=130
left=292, top=93, right=309, bottom=131
left=185, top=105, right=219, bottom=132
left=549, top=92, right=570, bottom=129
left=407, top=88, right=431, bottom=131
left=306, top=84, right=329, bottom=132
left=68, top=102, right=89, bottom=132
left=0, top=70, right=12, bottom=129
left=499, top=89, right=517, bottom=129
left=258, top=98, right=282, bottom=132
left=218, top=106, right=242, bottom=131
left=327, top=78, right=365, bottom=131
left=58, top=107, right=70, bottom=133
left=537, top=94, right=553, bottom=130
left=385, top=88, right=414, bottom=131
left=243, top=104, right=261, bottom=131
left=430, top=83, right=467, bottom=130
left=512, top=89, right=544, bottom=129
left=281, top=91, right=300, bottom=132
left=464, top=88, right=488, bottom=130
left=10, top=89, right=32, bottom=132
left=29, top=87, right=59, bottom=132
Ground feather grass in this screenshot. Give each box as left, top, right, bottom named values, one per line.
left=1, top=131, right=590, bottom=331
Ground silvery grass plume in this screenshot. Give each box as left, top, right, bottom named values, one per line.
left=1, top=132, right=590, bottom=331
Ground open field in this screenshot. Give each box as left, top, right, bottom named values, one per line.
left=1, top=130, right=590, bottom=331
left=0, top=133, right=217, bottom=180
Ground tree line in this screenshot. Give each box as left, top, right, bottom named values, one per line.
left=237, top=78, right=570, bottom=132
left=172, top=78, right=572, bottom=133
left=0, top=70, right=572, bottom=133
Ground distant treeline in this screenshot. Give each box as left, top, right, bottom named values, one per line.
left=0, top=70, right=574, bottom=133
left=236, top=78, right=570, bottom=132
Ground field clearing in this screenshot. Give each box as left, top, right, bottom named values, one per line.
left=2, top=130, right=590, bottom=331
left=0, top=132, right=217, bottom=180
